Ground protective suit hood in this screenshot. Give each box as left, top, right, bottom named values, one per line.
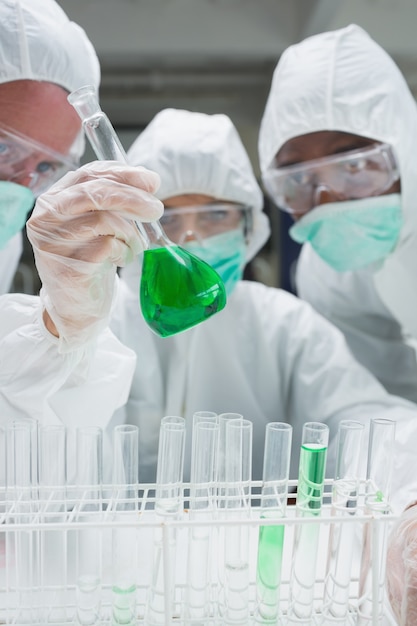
left=128, top=108, right=270, bottom=262
left=0, top=0, right=101, bottom=161
left=259, top=24, right=417, bottom=338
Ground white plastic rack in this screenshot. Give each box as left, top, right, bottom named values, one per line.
left=0, top=479, right=398, bottom=625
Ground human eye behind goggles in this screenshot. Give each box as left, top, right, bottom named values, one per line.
left=0, top=125, right=77, bottom=195
left=160, top=203, right=251, bottom=242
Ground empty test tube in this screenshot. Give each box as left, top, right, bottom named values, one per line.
left=185, top=416, right=219, bottom=622
left=111, top=424, right=139, bottom=626
left=365, top=418, right=396, bottom=504
left=6, top=419, right=37, bottom=623
left=218, top=413, right=243, bottom=510
left=323, top=420, right=364, bottom=621
left=146, top=416, right=186, bottom=625
left=217, top=413, right=244, bottom=619
left=223, top=418, right=252, bottom=625
left=358, top=418, right=395, bottom=624
left=38, top=424, right=67, bottom=623
left=75, top=426, right=103, bottom=626
left=255, top=422, right=292, bottom=623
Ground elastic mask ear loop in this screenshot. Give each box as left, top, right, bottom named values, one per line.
left=178, top=230, right=205, bottom=246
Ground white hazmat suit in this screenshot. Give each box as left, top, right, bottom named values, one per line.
left=0, top=0, right=100, bottom=294
left=108, top=108, right=417, bottom=515
left=258, top=24, right=417, bottom=403
left=0, top=0, right=138, bottom=464
left=2, top=107, right=417, bottom=516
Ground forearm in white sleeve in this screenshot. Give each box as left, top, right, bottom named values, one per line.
left=0, top=293, right=136, bottom=431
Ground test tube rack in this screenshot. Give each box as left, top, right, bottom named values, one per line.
left=0, top=478, right=398, bottom=625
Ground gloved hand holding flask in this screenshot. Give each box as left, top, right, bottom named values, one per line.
left=26, top=161, right=164, bottom=351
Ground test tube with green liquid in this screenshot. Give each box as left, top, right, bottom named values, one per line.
left=288, top=421, right=329, bottom=622
left=255, top=422, right=292, bottom=624
left=68, top=86, right=227, bottom=338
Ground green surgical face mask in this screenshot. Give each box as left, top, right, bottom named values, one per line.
left=289, top=193, right=403, bottom=272
left=0, top=181, right=35, bottom=249
left=183, top=229, right=246, bottom=297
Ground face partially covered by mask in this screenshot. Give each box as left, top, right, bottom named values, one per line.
left=160, top=196, right=251, bottom=297
left=289, top=194, right=403, bottom=272
left=183, top=228, right=247, bottom=296
left=263, top=131, right=403, bottom=272
left=0, top=181, right=34, bottom=249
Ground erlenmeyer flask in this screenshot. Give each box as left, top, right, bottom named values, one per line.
left=68, top=86, right=226, bottom=337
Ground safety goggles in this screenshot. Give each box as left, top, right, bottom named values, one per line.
left=0, top=124, right=78, bottom=196
left=160, top=203, right=252, bottom=244
left=263, top=142, right=400, bottom=215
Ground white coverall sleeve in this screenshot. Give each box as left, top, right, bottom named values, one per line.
left=0, top=292, right=136, bottom=431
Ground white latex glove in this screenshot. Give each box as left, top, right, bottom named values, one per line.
left=27, top=161, right=163, bottom=351
left=386, top=503, right=417, bottom=625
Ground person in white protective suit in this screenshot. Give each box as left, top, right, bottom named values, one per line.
left=2, top=104, right=417, bottom=619
left=259, top=23, right=417, bottom=405
left=104, top=108, right=417, bottom=495
left=258, top=24, right=417, bottom=623
left=0, top=0, right=164, bottom=450
left=0, top=0, right=100, bottom=294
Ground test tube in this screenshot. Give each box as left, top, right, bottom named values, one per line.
left=184, top=411, right=217, bottom=482
left=217, top=413, right=244, bottom=510
left=358, top=418, right=395, bottom=624
left=0, top=425, right=5, bottom=520
left=365, top=418, right=396, bottom=503
left=6, top=419, right=37, bottom=623
left=191, top=411, right=217, bottom=463
left=145, top=416, right=186, bottom=626
left=222, top=418, right=252, bottom=625
left=75, top=426, right=103, bottom=626
left=254, top=422, right=292, bottom=623
left=323, top=420, right=364, bottom=621
left=38, top=424, right=67, bottom=623
left=216, top=413, right=244, bottom=619
left=111, top=424, right=139, bottom=626
left=10, top=417, right=39, bottom=499
left=185, top=418, right=219, bottom=622
left=288, top=421, right=329, bottom=622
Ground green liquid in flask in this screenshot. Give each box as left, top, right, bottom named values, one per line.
left=140, top=245, right=227, bottom=337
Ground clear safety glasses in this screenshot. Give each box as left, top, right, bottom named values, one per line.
left=0, top=124, right=78, bottom=196
left=263, top=142, right=400, bottom=216
left=160, top=203, right=252, bottom=244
